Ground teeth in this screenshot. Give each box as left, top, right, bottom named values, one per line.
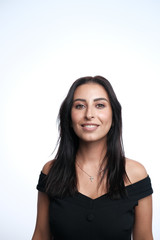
left=83, top=125, right=97, bottom=128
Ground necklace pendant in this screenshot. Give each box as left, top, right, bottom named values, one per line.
left=89, top=176, right=94, bottom=182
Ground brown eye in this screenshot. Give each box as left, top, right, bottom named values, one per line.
left=96, top=103, right=105, bottom=109
left=75, top=104, right=85, bottom=109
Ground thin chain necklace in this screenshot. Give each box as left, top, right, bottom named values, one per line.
left=76, top=161, right=104, bottom=182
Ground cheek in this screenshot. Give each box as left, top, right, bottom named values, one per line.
left=71, top=111, right=81, bottom=126
left=100, top=111, right=112, bottom=124
left=71, top=113, right=81, bottom=135
left=71, top=109, right=76, bottom=122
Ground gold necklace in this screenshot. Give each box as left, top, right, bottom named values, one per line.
left=76, top=162, right=104, bottom=182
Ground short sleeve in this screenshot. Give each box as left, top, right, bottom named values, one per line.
left=127, top=176, right=153, bottom=201
left=36, top=171, right=47, bottom=192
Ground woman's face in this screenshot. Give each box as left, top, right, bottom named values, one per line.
left=71, top=83, right=113, bottom=144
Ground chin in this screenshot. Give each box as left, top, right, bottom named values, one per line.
left=80, top=136, right=107, bottom=144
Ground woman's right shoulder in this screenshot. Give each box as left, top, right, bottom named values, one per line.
left=42, top=159, right=55, bottom=175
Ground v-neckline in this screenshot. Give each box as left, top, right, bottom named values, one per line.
left=77, top=191, right=108, bottom=201
left=76, top=175, right=149, bottom=201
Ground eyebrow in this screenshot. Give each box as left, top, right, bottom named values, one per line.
left=73, top=98, right=109, bottom=102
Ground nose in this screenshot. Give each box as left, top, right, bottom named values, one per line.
left=85, top=106, right=94, bottom=120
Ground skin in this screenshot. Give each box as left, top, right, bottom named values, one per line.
left=32, top=83, right=153, bottom=240
left=32, top=161, right=53, bottom=240
left=71, top=83, right=112, bottom=145
left=71, top=83, right=113, bottom=197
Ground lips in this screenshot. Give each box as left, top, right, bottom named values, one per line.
left=81, top=124, right=99, bottom=131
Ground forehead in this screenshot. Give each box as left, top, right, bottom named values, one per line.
left=73, top=83, right=109, bottom=99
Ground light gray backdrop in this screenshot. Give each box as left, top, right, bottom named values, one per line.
left=0, top=0, right=159, bottom=239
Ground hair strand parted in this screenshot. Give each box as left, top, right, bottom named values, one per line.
left=46, top=76, right=128, bottom=199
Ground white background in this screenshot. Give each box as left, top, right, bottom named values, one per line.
left=0, top=0, right=160, bottom=239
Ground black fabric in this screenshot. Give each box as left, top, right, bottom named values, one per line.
left=37, top=172, right=153, bottom=240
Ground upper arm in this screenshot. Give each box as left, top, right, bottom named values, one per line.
left=32, top=160, right=54, bottom=240
left=125, top=158, right=153, bottom=239
left=32, top=191, right=52, bottom=240
left=133, top=195, right=153, bottom=240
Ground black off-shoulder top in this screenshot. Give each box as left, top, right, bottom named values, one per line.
left=37, top=172, right=153, bottom=240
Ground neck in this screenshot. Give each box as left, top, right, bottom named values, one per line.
left=76, top=139, right=107, bottom=167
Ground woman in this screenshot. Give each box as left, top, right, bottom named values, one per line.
left=32, top=76, right=153, bottom=240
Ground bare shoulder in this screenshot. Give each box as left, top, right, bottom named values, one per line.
left=125, top=158, right=148, bottom=185
left=42, top=159, right=55, bottom=175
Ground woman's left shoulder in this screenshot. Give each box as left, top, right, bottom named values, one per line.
left=125, top=158, right=148, bottom=184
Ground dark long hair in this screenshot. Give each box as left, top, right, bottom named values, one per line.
left=46, top=76, right=128, bottom=199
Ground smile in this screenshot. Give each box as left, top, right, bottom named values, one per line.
left=81, top=124, right=99, bottom=131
